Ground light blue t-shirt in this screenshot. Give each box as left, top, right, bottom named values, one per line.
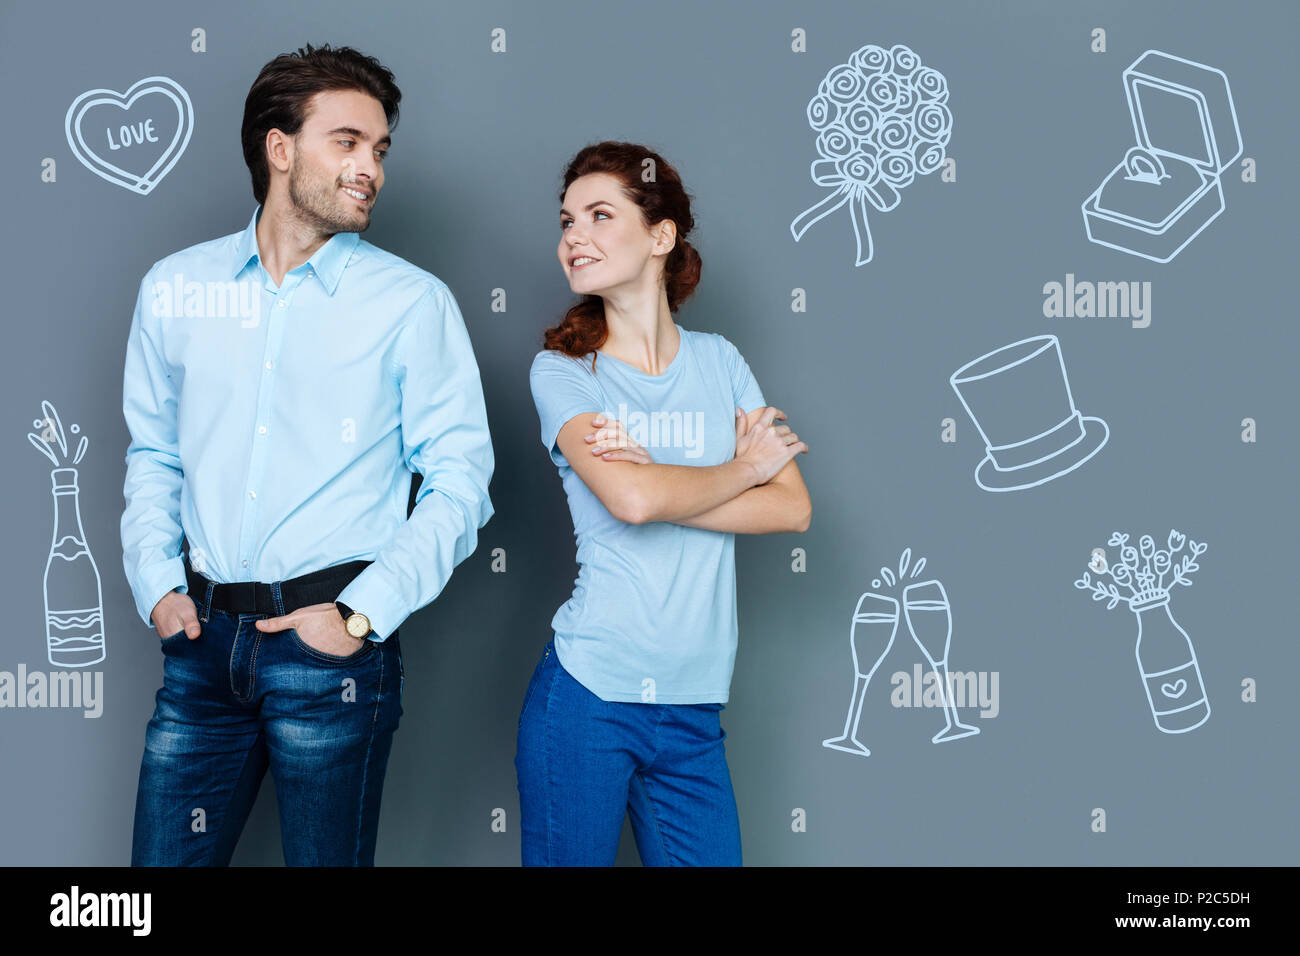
left=529, top=327, right=767, bottom=704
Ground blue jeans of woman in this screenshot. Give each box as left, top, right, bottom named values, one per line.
left=514, top=639, right=742, bottom=866
left=130, top=585, right=403, bottom=866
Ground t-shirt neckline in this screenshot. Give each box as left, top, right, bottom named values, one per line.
left=593, top=326, right=689, bottom=380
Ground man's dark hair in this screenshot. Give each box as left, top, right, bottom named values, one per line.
left=241, top=43, right=402, bottom=205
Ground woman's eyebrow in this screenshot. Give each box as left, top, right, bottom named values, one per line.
left=560, top=200, right=612, bottom=216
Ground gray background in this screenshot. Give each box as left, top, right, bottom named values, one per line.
left=1, top=0, right=1295, bottom=865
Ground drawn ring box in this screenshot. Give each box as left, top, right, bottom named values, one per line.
left=1082, top=50, right=1242, bottom=262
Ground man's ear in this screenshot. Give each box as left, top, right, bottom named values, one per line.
left=266, top=128, right=293, bottom=175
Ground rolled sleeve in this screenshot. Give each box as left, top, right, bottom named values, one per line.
left=719, top=334, right=767, bottom=414
left=120, top=266, right=188, bottom=628
left=337, top=283, right=495, bottom=641
left=529, top=349, right=605, bottom=468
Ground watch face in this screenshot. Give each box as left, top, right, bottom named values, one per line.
left=347, top=615, right=370, bottom=638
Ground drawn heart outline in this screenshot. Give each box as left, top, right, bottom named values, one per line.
left=1160, top=678, right=1188, bottom=699
left=64, top=76, right=194, bottom=195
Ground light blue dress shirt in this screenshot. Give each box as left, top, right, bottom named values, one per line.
left=120, top=205, right=495, bottom=641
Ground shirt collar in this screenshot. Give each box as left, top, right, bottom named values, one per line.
left=231, top=204, right=361, bottom=296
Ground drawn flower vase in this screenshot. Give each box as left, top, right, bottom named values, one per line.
left=1131, top=589, right=1209, bottom=734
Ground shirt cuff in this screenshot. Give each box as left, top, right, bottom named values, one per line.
left=134, top=557, right=188, bottom=628
left=336, top=566, right=404, bottom=642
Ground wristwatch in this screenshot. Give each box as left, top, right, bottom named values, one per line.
left=334, top=601, right=373, bottom=640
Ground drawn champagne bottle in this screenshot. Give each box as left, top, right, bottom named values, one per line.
left=1132, top=590, right=1208, bottom=734
left=45, top=467, right=104, bottom=667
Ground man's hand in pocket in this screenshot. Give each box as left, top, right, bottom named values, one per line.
left=257, top=602, right=365, bottom=656
left=149, top=590, right=201, bottom=641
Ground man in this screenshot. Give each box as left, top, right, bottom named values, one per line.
left=120, top=43, right=494, bottom=865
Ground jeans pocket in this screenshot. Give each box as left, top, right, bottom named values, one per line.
left=518, top=643, right=553, bottom=726
left=288, top=627, right=374, bottom=665
left=160, top=627, right=190, bottom=650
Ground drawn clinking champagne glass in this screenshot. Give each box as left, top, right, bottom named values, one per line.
left=902, top=580, right=980, bottom=743
left=822, top=592, right=899, bottom=756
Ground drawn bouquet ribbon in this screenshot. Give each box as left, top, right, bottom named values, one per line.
left=791, top=43, right=952, bottom=266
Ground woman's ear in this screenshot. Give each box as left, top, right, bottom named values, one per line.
left=653, top=219, right=677, bottom=255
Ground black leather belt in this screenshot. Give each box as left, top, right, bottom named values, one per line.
left=184, top=554, right=373, bottom=617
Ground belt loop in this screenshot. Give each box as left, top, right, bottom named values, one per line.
left=270, top=579, right=285, bottom=617
left=201, top=580, right=215, bottom=623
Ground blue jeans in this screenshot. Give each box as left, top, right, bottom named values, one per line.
left=130, top=587, right=403, bottom=866
left=514, top=639, right=742, bottom=866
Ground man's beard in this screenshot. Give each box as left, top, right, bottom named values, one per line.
left=288, top=162, right=371, bottom=235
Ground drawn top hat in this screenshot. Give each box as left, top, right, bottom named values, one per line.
left=949, top=335, right=1108, bottom=492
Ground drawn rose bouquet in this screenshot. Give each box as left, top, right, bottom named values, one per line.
left=791, top=43, right=952, bottom=266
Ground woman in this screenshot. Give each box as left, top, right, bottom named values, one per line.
left=517, top=141, right=811, bottom=866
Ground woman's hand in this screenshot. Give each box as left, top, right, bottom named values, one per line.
left=734, top=406, right=807, bottom=485
left=585, top=414, right=654, bottom=463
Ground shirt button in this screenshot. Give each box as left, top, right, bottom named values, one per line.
left=249, top=490, right=257, bottom=499
left=265, top=361, right=273, bottom=369
left=242, top=560, right=249, bottom=568
left=278, top=301, right=286, bottom=308
left=257, top=425, right=267, bottom=434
